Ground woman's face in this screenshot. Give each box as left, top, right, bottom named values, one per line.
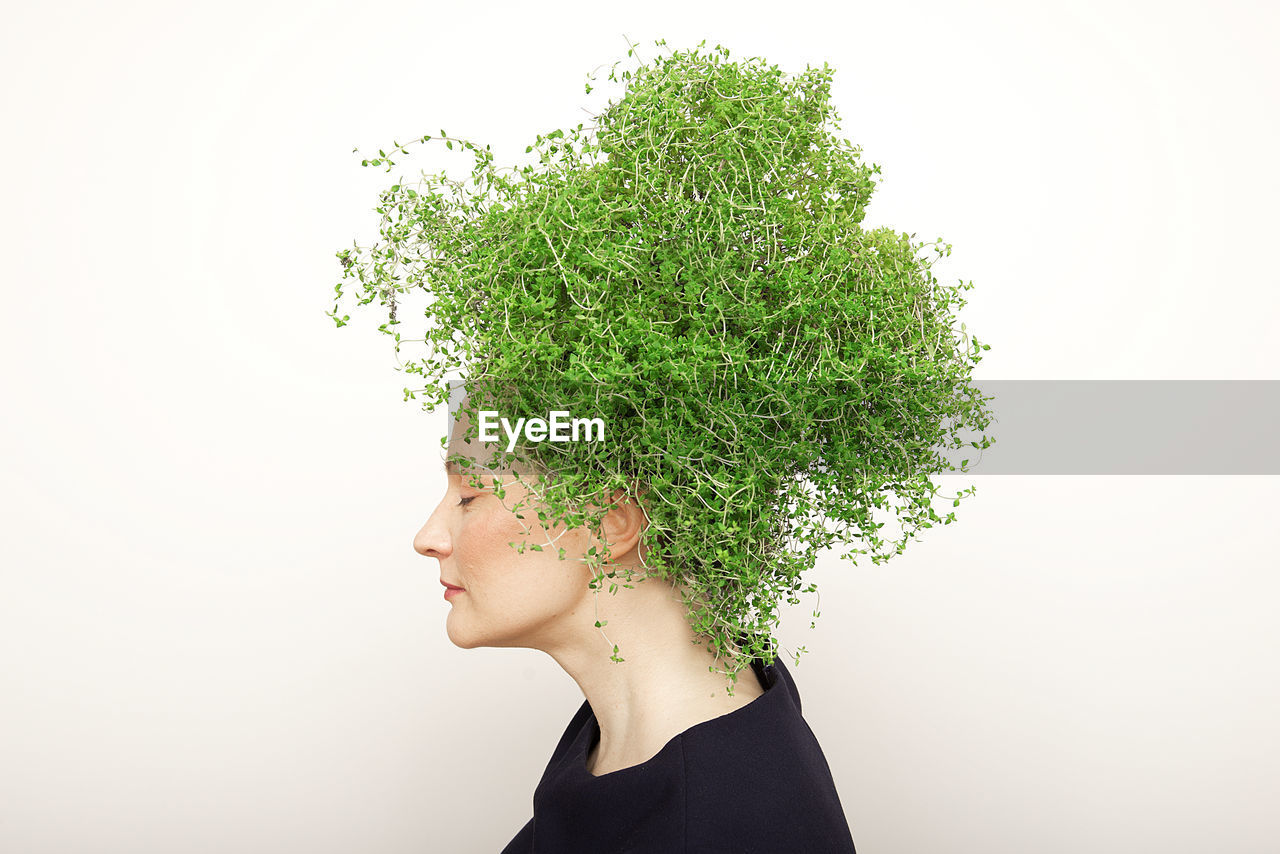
left=413, top=468, right=597, bottom=651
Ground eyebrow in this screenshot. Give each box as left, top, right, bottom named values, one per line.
left=438, top=450, right=456, bottom=473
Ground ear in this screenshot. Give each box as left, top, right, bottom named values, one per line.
left=597, top=489, right=646, bottom=565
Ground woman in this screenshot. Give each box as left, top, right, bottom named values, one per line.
left=413, top=411, right=859, bottom=853
left=336, top=37, right=989, bottom=854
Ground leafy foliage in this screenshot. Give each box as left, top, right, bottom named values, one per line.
left=329, top=38, right=995, bottom=680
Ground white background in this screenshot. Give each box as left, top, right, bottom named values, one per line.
left=2, top=1, right=1277, bottom=852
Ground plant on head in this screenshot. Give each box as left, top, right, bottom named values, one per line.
left=329, top=37, right=995, bottom=685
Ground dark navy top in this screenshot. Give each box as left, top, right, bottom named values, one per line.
left=499, top=655, right=857, bottom=853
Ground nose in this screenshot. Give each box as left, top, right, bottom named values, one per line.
left=413, top=496, right=453, bottom=560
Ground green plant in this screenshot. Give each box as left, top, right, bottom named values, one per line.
left=328, top=37, right=994, bottom=684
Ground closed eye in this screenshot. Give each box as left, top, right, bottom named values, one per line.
left=457, top=495, right=478, bottom=507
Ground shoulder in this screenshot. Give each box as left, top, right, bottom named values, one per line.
left=680, top=657, right=858, bottom=853
left=543, top=697, right=594, bottom=766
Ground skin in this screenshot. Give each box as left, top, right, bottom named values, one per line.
left=413, top=416, right=765, bottom=776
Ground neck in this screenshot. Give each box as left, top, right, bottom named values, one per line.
left=537, top=567, right=765, bottom=776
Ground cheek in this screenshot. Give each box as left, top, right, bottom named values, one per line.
left=456, top=510, right=524, bottom=583
left=457, top=513, right=592, bottom=611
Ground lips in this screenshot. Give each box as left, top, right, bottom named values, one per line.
left=440, top=579, right=465, bottom=591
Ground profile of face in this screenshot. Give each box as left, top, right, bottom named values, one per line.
left=413, top=468, right=599, bottom=650
left=413, top=409, right=641, bottom=652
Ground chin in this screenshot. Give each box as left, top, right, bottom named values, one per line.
left=445, top=614, right=500, bottom=649
left=445, top=614, right=528, bottom=650
left=445, top=617, right=483, bottom=649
